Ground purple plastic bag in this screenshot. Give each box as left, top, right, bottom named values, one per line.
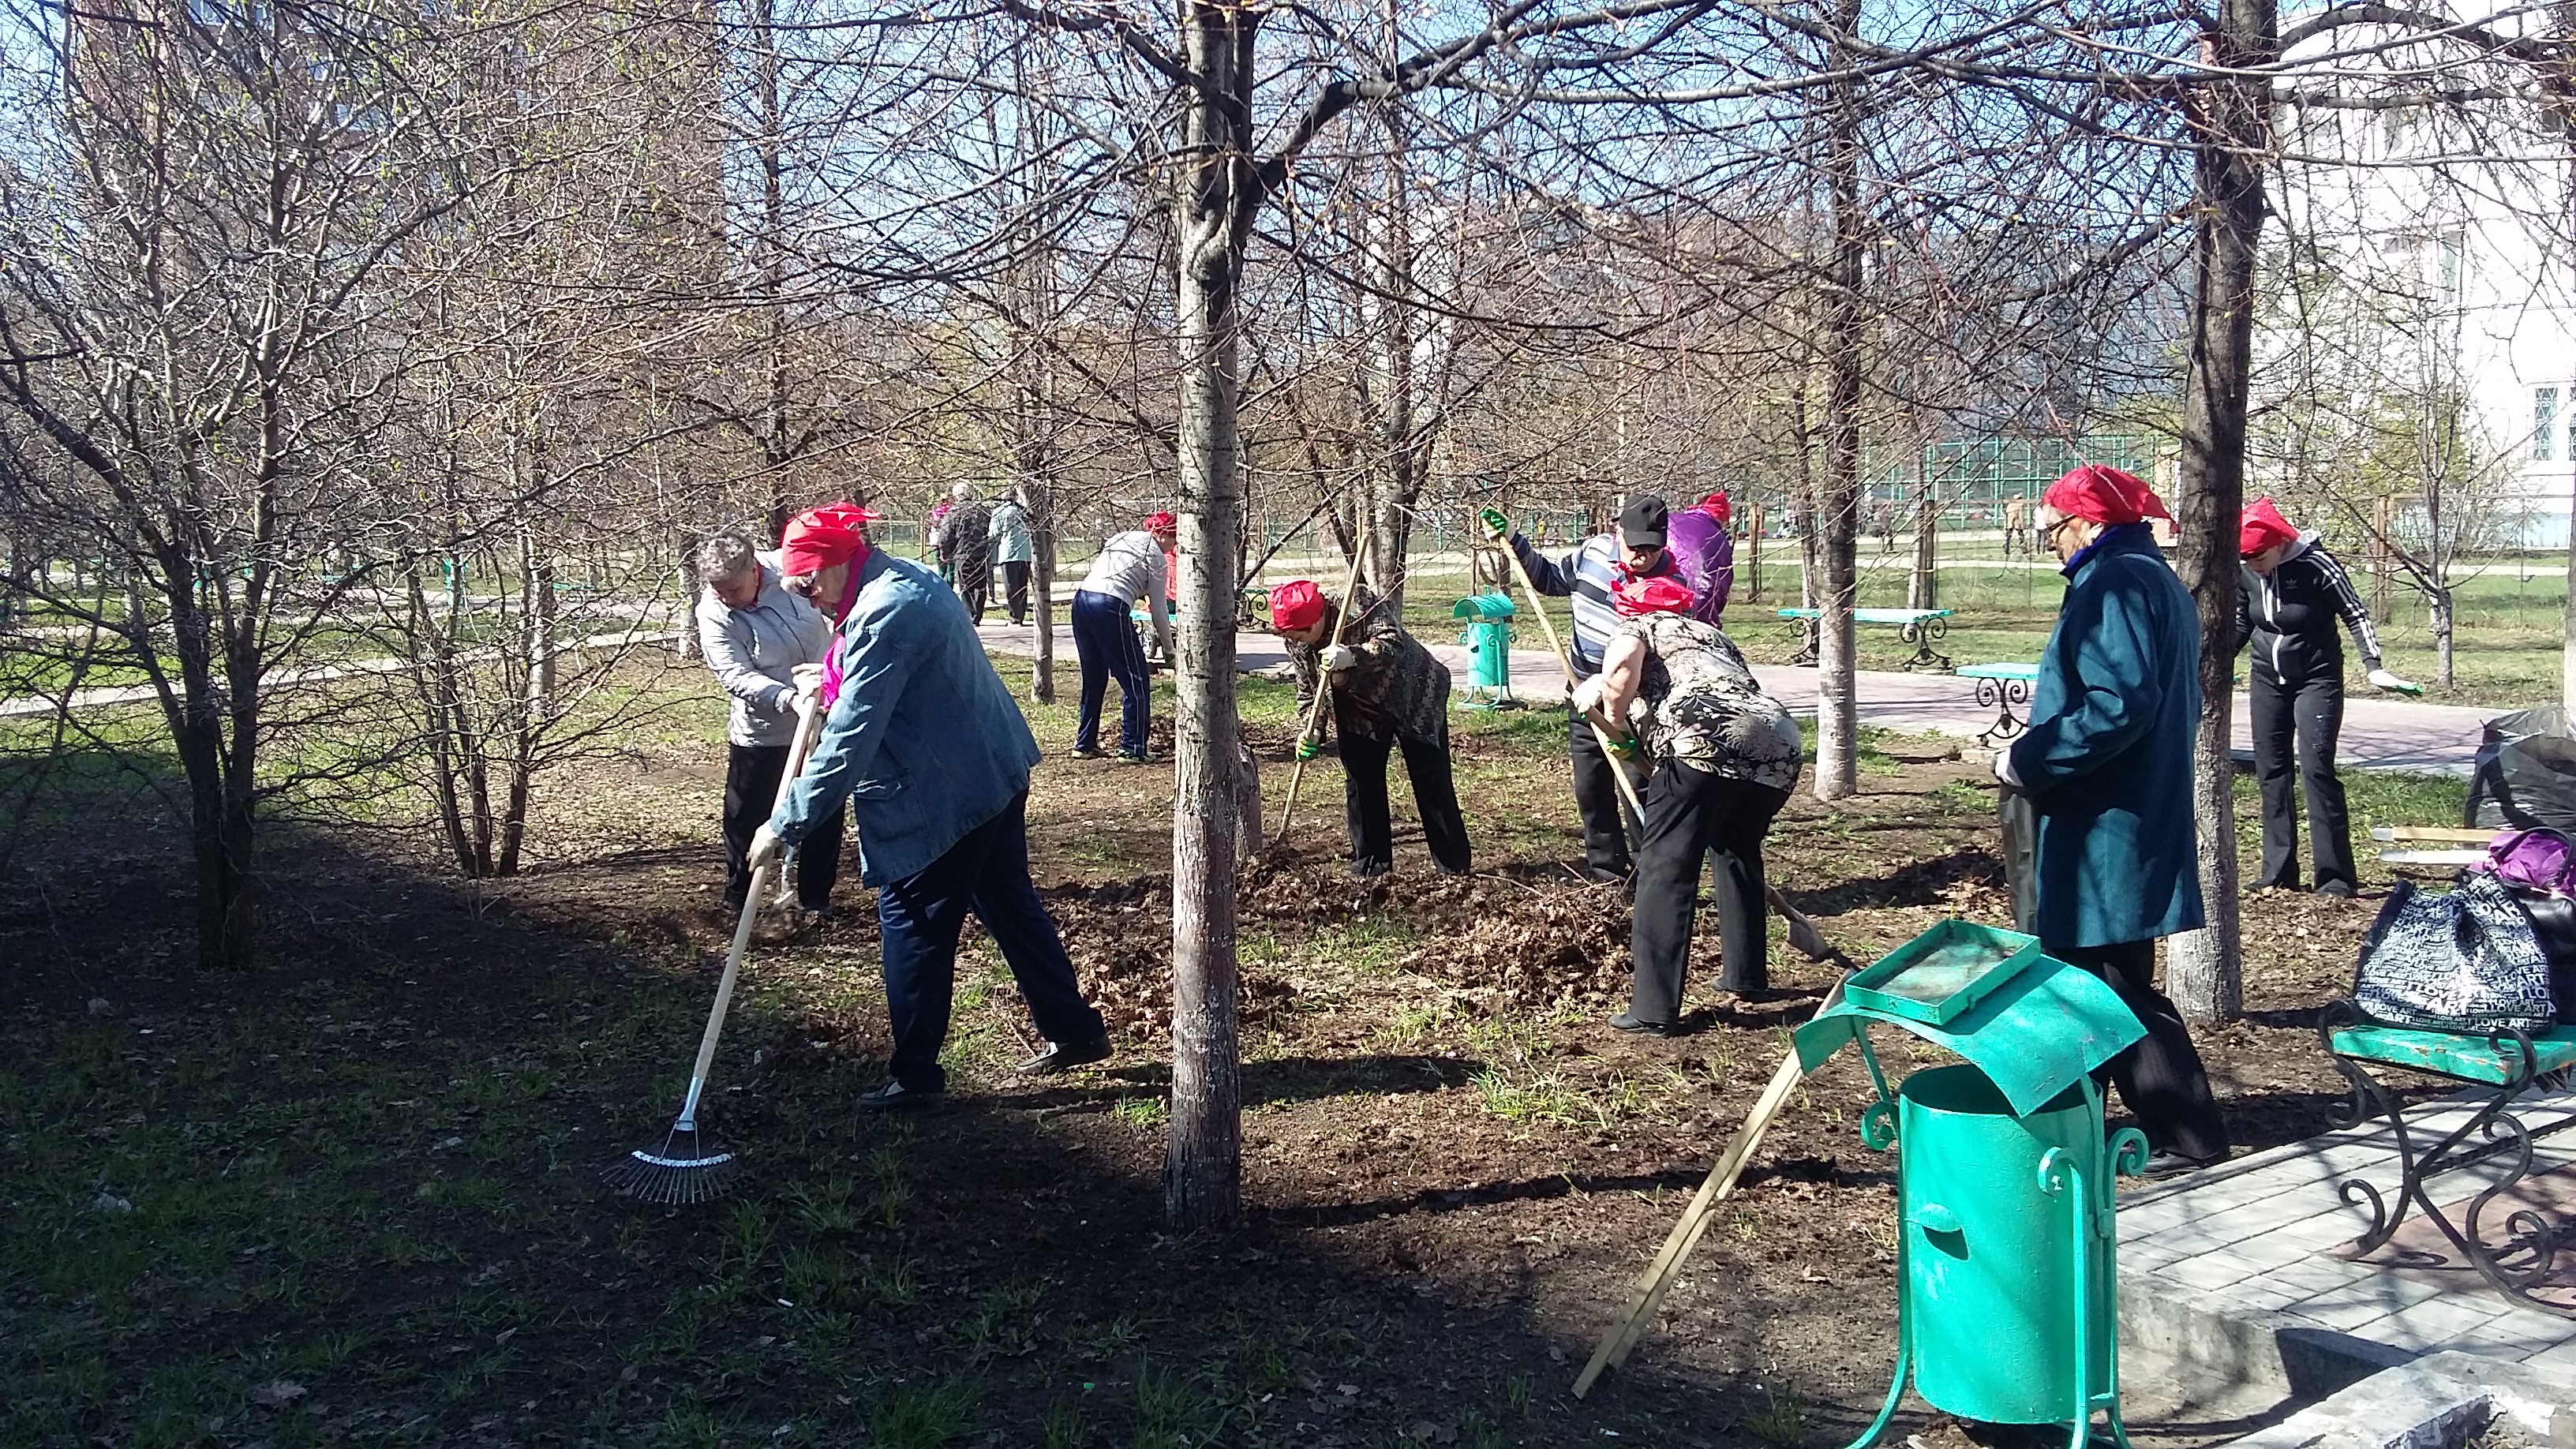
left=2482, top=828, right=2576, bottom=899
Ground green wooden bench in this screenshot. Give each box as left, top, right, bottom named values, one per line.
left=2317, top=999, right=2576, bottom=1316
left=1958, top=662, right=2039, bottom=744
left=1776, top=607, right=1955, bottom=672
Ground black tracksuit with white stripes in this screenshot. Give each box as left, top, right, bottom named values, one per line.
left=2234, top=540, right=2383, bottom=893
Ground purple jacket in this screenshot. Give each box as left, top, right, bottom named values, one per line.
left=1666, top=508, right=1735, bottom=627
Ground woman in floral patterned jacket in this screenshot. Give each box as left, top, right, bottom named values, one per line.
left=1581, top=575, right=1799, bottom=1031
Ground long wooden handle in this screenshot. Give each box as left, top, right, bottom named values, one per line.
left=1495, top=537, right=1649, bottom=823
left=1275, top=530, right=1372, bottom=843
left=680, top=702, right=824, bottom=1126
left=769, top=697, right=826, bottom=903
left=1572, top=975, right=1850, bottom=1396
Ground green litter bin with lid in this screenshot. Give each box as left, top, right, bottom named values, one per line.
left=1795, top=919, right=2151, bottom=1449
left=1451, top=593, right=1518, bottom=710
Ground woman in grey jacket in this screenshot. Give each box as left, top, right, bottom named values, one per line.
left=695, top=531, right=840, bottom=916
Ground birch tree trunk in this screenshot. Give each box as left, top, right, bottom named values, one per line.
left=2167, top=7, right=2275, bottom=1024
left=1163, top=0, right=1258, bottom=1230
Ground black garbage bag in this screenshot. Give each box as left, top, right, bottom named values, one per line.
left=1998, top=782, right=2039, bottom=935
left=2465, top=705, right=2576, bottom=831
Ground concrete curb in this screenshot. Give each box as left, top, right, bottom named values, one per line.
left=2218, top=1350, right=2576, bottom=1449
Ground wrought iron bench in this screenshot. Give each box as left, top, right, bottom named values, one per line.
left=2317, top=999, right=2576, bottom=1317
left=1776, top=606, right=1955, bottom=672
left=1957, top=662, right=2039, bottom=745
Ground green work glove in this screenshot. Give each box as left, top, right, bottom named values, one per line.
left=1477, top=507, right=1510, bottom=544
left=1296, top=739, right=1320, bottom=762
left=1603, top=733, right=1641, bottom=762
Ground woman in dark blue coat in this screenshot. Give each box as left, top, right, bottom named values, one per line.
left=1995, top=464, right=2229, bottom=1178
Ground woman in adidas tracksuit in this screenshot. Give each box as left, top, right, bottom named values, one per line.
left=2235, top=499, right=2418, bottom=897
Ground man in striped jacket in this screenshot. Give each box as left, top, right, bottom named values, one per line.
left=1488, top=496, right=1687, bottom=883
left=2235, top=499, right=2417, bottom=897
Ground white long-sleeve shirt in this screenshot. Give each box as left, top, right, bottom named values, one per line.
left=1077, top=530, right=1171, bottom=652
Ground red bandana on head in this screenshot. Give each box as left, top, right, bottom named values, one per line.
left=2041, top=464, right=2170, bottom=526
left=1612, top=575, right=1696, bottom=619
left=1144, top=511, right=1178, bottom=534
left=779, top=503, right=882, bottom=579
left=1695, top=490, right=1731, bottom=524
left=1267, top=578, right=1326, bottom=632
left=2239, top=498, right=2300, bottom=559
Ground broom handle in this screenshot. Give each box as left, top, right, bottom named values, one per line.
left=1275, top=530, right=1372, bottom=841
left=772, top=687, right=825, bottom=904
left=677, top=702, right=825, bottom=1130
left=1493, top=534, right=1650, bottom=822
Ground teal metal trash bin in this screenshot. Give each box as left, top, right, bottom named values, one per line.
left=1795, top=919, right=2150, bottom=1449
left=1451, top=593, right=1517, bottom=710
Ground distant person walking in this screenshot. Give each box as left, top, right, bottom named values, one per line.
left=934, top=484, right=995, bottom=623
left=1070, top=511, right=1178, bottom=762
left=2002, top=497, right=2030, bottom=556
left=1996, top=463, right=2228, bottom=1178
left=693, top=530, right=841, bottom=919
left=2235, top=498, right=2418, bottom=897
left=988, top=495, right=1035, bottom=627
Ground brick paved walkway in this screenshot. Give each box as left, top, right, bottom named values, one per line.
left=2118, top=1088, right=2576, bottom=1388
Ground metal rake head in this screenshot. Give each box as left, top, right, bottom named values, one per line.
left=603, top=1128, right=737, bottom=1206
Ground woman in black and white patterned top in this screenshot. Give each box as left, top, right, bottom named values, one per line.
left=1577, top=575, right=1800, bottom=1032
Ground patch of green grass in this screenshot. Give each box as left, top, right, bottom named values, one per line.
left=867, top=1377, right=979, bottom=1448
left=1109, top=1095, right=1169, bottom=1131
left=1743, top=1387, right=1811, bottom=1447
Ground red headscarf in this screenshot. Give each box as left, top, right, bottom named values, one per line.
left=2041, top=464, right=2170, bottom=526
left=1612, top=575, right=1696, bottom=618
left=1144, top=511, right=1178, bottom=535
left=1695, top=490, right=1732, bottom=524
left=2240, top=498, right=2300, bottom=558
left=1268, top=578, right=1326, bottom=632
left=778, top=503, right=882, bottom=578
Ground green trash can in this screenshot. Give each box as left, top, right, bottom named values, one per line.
left=1898, top=1066, right=2113, bottom=1425
left=1795, top=920, right=2150, bottom=1449
left=1451, top=593, right=1517, bottom=710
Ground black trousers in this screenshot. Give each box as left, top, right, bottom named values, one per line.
left=1630, top=762, right=1788, bottom=1019
left=1569, top=706, right=1644, bottom=882
left=723, top=743, right=844, bottom=909
left=1339, top=730, right=1472, bottom=877
left=1000, top=560, right=1031, bottom=624
left=956, top=552, right=991, bottom=623
left=2249, top=667, right=2355, bottom=892
left=2046, top=938, right=2229, bottom=1161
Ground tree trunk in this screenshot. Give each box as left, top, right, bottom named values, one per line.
left=1163, top=0, right=1258, bottom=1232
left=2166, top=6, right=2275, bottom=1024
left=2432, top=586, right=2456, bottom=686
left=1812, top=0, right=1866, bottom=803
left=1909, top=460, right=1939, bottom=612
left=1029, top=481, right=1059, bottom=704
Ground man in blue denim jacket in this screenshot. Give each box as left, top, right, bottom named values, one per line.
left=752, top=504, right=1110, bottom=1110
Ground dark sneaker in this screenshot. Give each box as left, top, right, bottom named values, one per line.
left=1117, top=750, right=1157, bottom=765
left=1609, top=1012, right=1679, bottom=1037
left=1071, top=745, right=1107, bottom=760
left=2132, top=1149, right=2223, bottom=1180
left=1017, top=1036, right=1114, bottom=1075
left=2316, top=879, right=2356, bottom=899
left=857, top=1080, right=944, bottom=1113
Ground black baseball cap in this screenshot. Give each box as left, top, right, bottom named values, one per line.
left=1617, top=495, right=1670, bottom=548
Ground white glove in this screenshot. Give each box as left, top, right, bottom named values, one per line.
left=1990, top=748, right=2023, bottom=788
left=747, top=824, right=784, bottom=870
left=2368, top=668, right=2421, bottom=695
left=792, top=662, right=824, bottom=698
left=1570, top=676, right=1606, bottom=715
left=1324, top=643, right=1360, bottom=673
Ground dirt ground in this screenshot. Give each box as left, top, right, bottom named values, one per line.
left=0, top=679, right=2449, bottom=1448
